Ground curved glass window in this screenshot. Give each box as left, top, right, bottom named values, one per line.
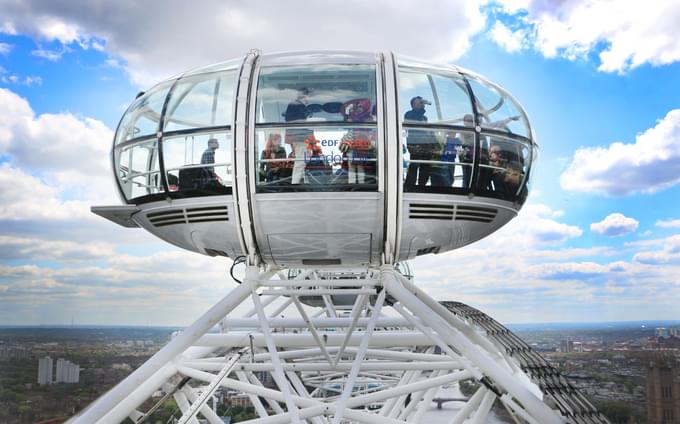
left=115, top=139, right=163, bottom=199
left=476, top=134, right=530, bottom=202
left=402, top=127, right=475, bottom=191
left=398, top=63, right=534, bottom=203
left=255, top=64, right=378, bottom=192
left=399, top=69, right=472, bottom=125
left=398, top=66, right=475, bottom=194
left=255, top=65, right=376, bottom=124
left=466, top=77, right=530, bottom=137
left=256, top=126, right=376, bottom=192
left=115, top=67, right=239, bottom=203
left=115, top=82, right=173, bottom=145
left=164, top=71, right=237, bottom=132
left=182, top=58, right=242, bottom=78
left=163, top=131, right=232, bottom=196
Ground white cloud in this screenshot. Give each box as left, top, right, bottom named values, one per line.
left=504, top=202, right=583, bottom=245
left=0, top=0, right=488, bottom=86
left=0, top=73, right=42, bottom=85
left=560, top=109, right=680, bottom=195
left=590, top=213, right=639, bottom=237
left=0, top=88, right=115, bottom=202
left=494, top=0, right=680, bottom=73
left=488, top=21, right=526, bottom=53
left=528, top=262, right=609, bottom=280
left=0, top=236, right=114, bottom=261
left=633, top=235, right=680, bottom=265
left=0, top=166, right=91, bottom=220
left=0, top=42, right=11, bottom=55
left=656, top=219, right=680, bottom=229
left=33, top=16, right=81, bottom=44
left=31, top=46, right=66, bottom=61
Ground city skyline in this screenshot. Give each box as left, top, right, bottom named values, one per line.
left=1, top=0, right=680, bottom=325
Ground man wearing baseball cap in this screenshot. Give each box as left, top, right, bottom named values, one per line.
left=404, top=96, right=446, bottom=189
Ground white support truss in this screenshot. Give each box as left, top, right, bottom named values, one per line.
left=68, top=264, right=587, bottom=424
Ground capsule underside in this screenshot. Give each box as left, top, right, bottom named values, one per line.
left=95, top=51, right=536, bottom=266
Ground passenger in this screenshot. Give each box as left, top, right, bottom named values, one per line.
left=260, top=133, right=288, bottom=183
left=200, top=138, right=219, bottom=173
left=339, top=98, right=376, bottom=184
left=488, top=144, right=507, bottom=194
left=284, top=87, right=311, bottom=122
left=504, top=160, right=522, bottom=199
left=284, top=87, right=313, bottom=184
left=404, top=96, right=446, bottom=189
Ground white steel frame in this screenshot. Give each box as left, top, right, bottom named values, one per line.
left=69, top=265, right=566, bottom=424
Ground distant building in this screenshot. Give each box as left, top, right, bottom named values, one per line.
left=0, top=346, right=30, bottom=361
left=55, top=358, right=80, bottom=383
left=560, top=339, right=574, bottom=353
left=647, top=354, right=680, bottom=424
left=228, top=393, right=252, bottom=408
left=655, top=328, right=670, bottom=338
left=658, top=336, right=680, bottom=350
left=670, top=328, right=679, bottom=338
left=38, top=356, right=53, bottom=385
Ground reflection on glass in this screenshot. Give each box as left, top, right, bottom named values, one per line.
left=164, top=71, right=237, bottom=131
left=255, top=126, right=377, bottom=191
left=255, top=65, right=377, bottom=124
left=466, top=78, right=529, bottom=137
left=163, top=132, right=232, bottom=194
left=115, top=82, right=173, bottom=145
left=477, top=136, right=529, bottom=201
left=399, top=69, right=473, bottom=125
left=116, top=140, right=163, bottom=200
left=402, top=128, right=475, bottom=191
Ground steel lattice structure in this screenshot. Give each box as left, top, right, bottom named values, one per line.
left=70, top=266, right=608, bottom=423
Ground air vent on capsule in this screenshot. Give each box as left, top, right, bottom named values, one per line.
left=147, top=209, right=186, bottom=227
left=186, top=206, right=228, bottom=224
left=454, top=205, right=497, bottom=223
left=409, top=203, right=454, bottom=220
left=416, top=246, right=440, bottom=256
left=147, top=206, right=228, bottom=227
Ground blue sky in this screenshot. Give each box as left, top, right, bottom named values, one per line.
left=1, top=0, right=680, bottom=325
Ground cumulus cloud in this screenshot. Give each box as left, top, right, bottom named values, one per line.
left=488, top=21, right=526, bottom=53
left=633, top=235, right=680, bottom=265
left=501, top=202, right=583, bottom=245
left=656, top=219, right=680, bottom=229
left=0, top=42, right=11, bottom=55
left=493, top=0, right=680, bottom=73
left=560, top=109, right=680, bottom=195
left=0, top=0, right=488, bottom=86
left=528, top=262, right=610, bottom=280
left=0, top=88, right=115, bottom=203
left=0, top=236, right=114, bottom=261
left=590, top=213, right=639, bottom=236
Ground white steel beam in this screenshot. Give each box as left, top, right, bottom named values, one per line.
left=72, top=265, right=273, bottom=424
left=333, top=289, right=386, bottom=423
left=177, top=353, right=242, bottom=424
left=333, top=294, right=368, bottom=365
left=250, top=290, right=302, bottom=423
left=182, top=360, right=462, bottom=372
left=381, top=267, right=564, bottom=424
left=235, top=371, right=270, bottom=418
left=291, top=297, right=333, bottom=364
left=184, top=388, right=225, bottom=424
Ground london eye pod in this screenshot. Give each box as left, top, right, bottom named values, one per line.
left=83, top=51, right=609, bottom=424
left=93, top=50, right=537, bottom=266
